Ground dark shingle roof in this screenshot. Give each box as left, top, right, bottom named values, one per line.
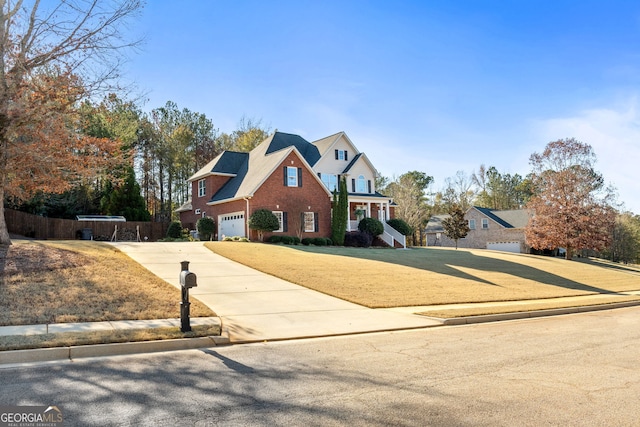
left=209, top=156, right=250, bottom=202
left=211, top=151, right=249, bottom=174
left=265, top=132, right=321, bottom=166
left=473, top=206, right=514, bottom=228
left=343, top=153, right=362, bottom=173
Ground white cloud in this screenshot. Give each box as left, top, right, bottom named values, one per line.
left=534, top=99, right=640, bottom=213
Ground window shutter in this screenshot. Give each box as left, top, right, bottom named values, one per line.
left=283, top=166, right=288, bottom=186
left=351, top=179, right=356, bottom=192
left=367, top=180, right=372, bottom=193
left=297, top=168, right=302, bottom=187
left=345, top=151, right=348, bottom=161
left=314, top=212, right=319, bottom=232
left=335, top=149, right=339, bottom=160
left=300, top=212, right=305, bottom=232
left=283, top=212, right=288, bottom=232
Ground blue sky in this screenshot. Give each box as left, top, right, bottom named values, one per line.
left=126, top=1, right=640, bottom=213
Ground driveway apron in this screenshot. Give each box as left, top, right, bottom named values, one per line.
left=112, top=242, right=440, bottom=343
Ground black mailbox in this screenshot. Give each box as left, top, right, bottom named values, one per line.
left=179, top=261, right=196, bottom=332
left=180, top=270, right=197, bottom=288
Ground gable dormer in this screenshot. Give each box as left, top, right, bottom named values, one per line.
left=312, top=132, right=378, bottom=194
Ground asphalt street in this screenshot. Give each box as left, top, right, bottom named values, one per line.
left=1, top=306, right=639, bottom=426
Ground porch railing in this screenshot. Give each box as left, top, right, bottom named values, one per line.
left=348, top=219, right=406, bottom=248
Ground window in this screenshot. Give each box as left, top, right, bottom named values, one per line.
left=273, top=211, right=284, bottom=232
left=321, top=173, right=338, bottom=191
left=482, top=218, right=489, bottom=229
left=304, top=212, right=316, bottom=232
left=356, top=175, right=367, bottom=193
left=335, top=149, right=348, bottom=161
left=468, top=219, right=476, bottom=230
left=198, top=179, right=206, bottom=197
left=285, top=166, right=300, bottom=187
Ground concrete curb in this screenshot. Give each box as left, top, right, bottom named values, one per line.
left=0, top=334, right=231, bottom=367
left=2, top=301, right=639, bottom=367
left=435, top=300, right=640, bottom=325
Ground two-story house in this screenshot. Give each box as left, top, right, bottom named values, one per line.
left=178, top=131, right=403, bottom=246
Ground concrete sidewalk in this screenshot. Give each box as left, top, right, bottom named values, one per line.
left=111, top=242, right=442, bottom=343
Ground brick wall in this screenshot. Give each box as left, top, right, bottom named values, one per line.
left=249, top=151, right=332, bottom=241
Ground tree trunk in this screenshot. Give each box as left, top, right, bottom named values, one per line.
left=0, top=112, right=11, bottom=245
left=565, top=245, right=573, bottom=260
left=0, top=185, right=11, bottom=245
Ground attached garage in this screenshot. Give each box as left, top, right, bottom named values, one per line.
left=487, top=241, right=521, bottom=253
left=218, top=211, right=245, bottom=240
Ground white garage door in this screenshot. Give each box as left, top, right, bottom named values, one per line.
left=487, top=241, right=521, bottom=253
left=218, top=212, right=245, bottom=240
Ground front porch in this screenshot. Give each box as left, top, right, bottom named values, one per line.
left=347, top=198, right=405, bottom=248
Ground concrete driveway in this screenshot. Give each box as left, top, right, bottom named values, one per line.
left=112, top=242, right=440, bottom=343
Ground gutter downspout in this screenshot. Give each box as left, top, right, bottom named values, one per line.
left=243, top=197, right=251, bottom=238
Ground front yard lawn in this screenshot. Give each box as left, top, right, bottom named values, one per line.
left=205, top=242, right=640, bottom=308
left=0, top=240, right=215, bottom=326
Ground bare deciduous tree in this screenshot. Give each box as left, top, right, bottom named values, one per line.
left=0, top=0, right=143, bottom=244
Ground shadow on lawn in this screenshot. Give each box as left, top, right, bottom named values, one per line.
left=293, top=246, right=627, bottom=295
left=581, top=258, right=640, bottom=276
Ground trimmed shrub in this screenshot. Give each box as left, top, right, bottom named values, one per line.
left=269, top=235, right=283, bottom=244
left=166, top=221, right=183, bottom=239
left=358, top=217, right=384, bottom=236
left=196, top=217, right=215, bottom=241
left=344, top=231, right=373, bottom=248
left=311, top=237, right=328, bottom=246
left=248, top=209, right=280, bottom=241
left=302, top=238, right=312, bottom=246
left=281, top=235, right=294, bottom=245
left=292, top=236, right=301, bottom=245
left=386, top=218, right=412, bottom=236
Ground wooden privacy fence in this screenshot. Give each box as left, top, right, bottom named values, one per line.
left=5, top=209, right=169, bottom=241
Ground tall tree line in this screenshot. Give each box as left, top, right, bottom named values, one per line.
left=137, top=106, right=270, bottom=221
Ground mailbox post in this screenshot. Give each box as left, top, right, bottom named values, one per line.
left=179, top=261, right=197, bottom=332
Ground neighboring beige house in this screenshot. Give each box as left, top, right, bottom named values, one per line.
left=425, top=207, right=530, bottom=253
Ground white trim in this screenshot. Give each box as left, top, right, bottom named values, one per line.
left=273, top=211, right=284, bottom=232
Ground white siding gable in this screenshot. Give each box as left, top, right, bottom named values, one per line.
left=313, top=133, right=356, bottom=175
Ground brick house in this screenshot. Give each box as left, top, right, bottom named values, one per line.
left=178, top=131, right=403, bottom=246
left=425, top=207, right=530, bottom=253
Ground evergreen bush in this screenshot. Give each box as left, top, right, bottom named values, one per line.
left=196, top=217, right=215, bottom=241
left=344, top=231, right=373, bottom=247
left=269, top=235, right=282, bottom=243
left=358, top=217, right=384, bottom=236
left=386, top=218, right=412, bottom=236
left=166, top=221, right=183, bottom=239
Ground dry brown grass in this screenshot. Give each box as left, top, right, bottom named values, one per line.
left=206, top=242, right=640, bottom=308
left=0, top=324, right=220, bottom=351
left=0, top=240, right=215, bottom=326
left=419, top=295, right=640, bottom=318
